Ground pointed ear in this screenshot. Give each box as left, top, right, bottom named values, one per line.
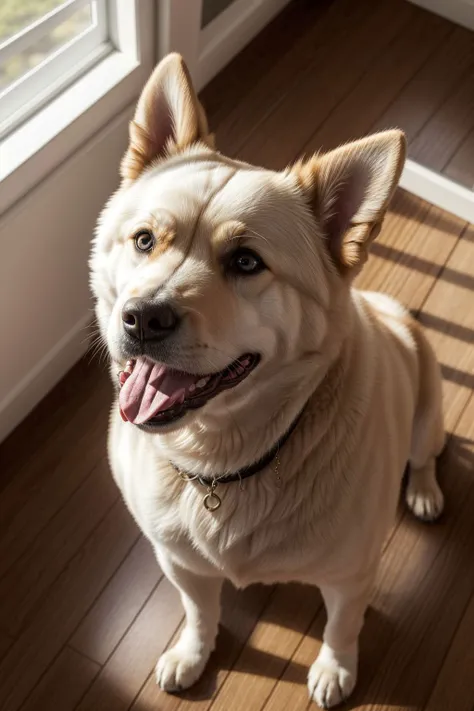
left=121, top=53, right=214, bottom=182
left=292, top=130, right=406, bottom=275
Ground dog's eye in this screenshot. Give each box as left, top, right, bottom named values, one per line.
left=228, top=249, right=265, bottom=276
left=134, top=230, right=155, bottom=253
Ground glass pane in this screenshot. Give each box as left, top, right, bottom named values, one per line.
left=0, top=3, right=93, bottom=93
left=0, top=0, right=67, bottom=43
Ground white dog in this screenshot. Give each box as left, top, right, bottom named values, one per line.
left=90, top=54, right=445, bottom=708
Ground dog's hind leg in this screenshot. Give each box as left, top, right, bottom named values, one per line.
left=154, top=548, right=223, bottom=693
left=406, top=322, right=445, bottom=522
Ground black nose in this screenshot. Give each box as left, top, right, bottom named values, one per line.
left=122, top=298, right=180, bottom=341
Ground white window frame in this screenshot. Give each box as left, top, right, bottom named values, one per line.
left=0, top=0, right=109, bottom=136
left=0, top=0, right=155, bottom=216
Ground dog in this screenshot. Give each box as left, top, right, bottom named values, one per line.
left=90, top=53, right=445, bottom=708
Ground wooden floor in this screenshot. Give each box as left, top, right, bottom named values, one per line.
left=205, top=0, right=474, bottom=190
left=1, top=1, right=474, bottom=709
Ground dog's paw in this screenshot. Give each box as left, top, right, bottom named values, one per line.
left=406, top=474, right=444, bottom=522
left=308, top=643, right=357, bottom=709
left=156, top=644, right=207, bottom=692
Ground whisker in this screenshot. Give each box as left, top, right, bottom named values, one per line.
left=85, top=331, right=109, bottom=366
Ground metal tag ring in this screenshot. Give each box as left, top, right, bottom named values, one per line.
left=177, top=470, right=198, bottom=482
left=203, top=492, right=222, bottom=511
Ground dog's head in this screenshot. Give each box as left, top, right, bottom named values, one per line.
left=90, top=54, right=405, bottom=437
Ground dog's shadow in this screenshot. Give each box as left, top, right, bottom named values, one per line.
left=131, top=433, right=474, bottom=710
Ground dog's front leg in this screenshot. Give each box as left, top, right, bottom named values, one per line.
left=308, top=572, right=374, bottom=709
left=154, top=547, right=223, bottom=693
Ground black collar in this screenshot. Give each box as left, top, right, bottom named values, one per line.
left=170, top=407, right=305, bottom=487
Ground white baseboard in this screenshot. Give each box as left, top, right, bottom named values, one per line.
left=196, top=0, right=292, bottom=91
left=400, top=158, right=474, bottom=223
left=0, top=314, right=91, bottom=443
left=408, top=0, right=474, bottom=30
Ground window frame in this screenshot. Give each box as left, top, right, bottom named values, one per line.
left=0, top=0, right=155, bottom=215
left=0, top=0, right=110, bottom=137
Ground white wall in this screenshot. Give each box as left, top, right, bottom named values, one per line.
left=0, top=106, right=133, bottom=442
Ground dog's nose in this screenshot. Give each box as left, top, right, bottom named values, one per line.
left=122, top=298, right=180, bottom=341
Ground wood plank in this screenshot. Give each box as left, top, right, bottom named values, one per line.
left=236, top=0, right=418, bottom=168
left=208, top=583, right=321, bottom=711
left=0, top=500, right=138, bottom=711
left=75, top=577, right=183, bottom=711
left=216, top=0, right=378, bottom=158
left=417, top=225, right=474, bottom=432
left=444, top=126, right=474, bottom=189
left=200, top=0, right=333, bottom=128
left=0, top=458, right=117, bottom=636
left=21, top=647, right=99, bottom=711
left=0, top=354, right=83, bottom=477
left=70, top=536, right=161, bottom=665
left=301, top=7, right=451, bottom=159
left=355, top=190, right=465, bottom=312
left=0, top=633, right=12, bottom=664
left=131, top=582, right=274, bottom=711
left=0, top=364, right=110, bottom=579
left=372, top=26, right=474, bottom=145
left=424, top=562, right=474, bottom=711
left=262, top=607, right=324, bottom=711
left=410, top=63, right=474, bottom=173
left=0, top=357, right=108, bottom=489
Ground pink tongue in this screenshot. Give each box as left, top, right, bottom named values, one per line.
left=119, top=358, right=198, bottom=424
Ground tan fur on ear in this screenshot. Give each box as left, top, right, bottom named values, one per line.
left=121, top=54, right=214, bottom=182
left=292, top=130, right=406, bottom=275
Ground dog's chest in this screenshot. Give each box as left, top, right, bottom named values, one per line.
left=137, top=473, right=309, bottom=585
left=109, top=399, right=406, bottom=588
left=152, top=507, right=317, bottom=588
left=111, top=436, right=351, bottom=587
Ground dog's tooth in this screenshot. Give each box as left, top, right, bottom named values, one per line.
left=118, top=370, right=130, bottom=386
left=189, top=384, right=196, bottom=393
left=196, top=377, right=210, bottom=388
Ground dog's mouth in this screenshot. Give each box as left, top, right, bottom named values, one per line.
left=118, top=353, right=260, bottom=428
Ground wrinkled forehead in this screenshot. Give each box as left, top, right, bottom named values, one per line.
left=98, top=154, right=329, bottom=300
left=113, top=157, right=296, bottom=245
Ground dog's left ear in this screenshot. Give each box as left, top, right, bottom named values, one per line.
left=292, top=130, right=406, bottom=275
left=121, top=53, right=213, bottom=182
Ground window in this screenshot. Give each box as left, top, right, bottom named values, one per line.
left=0, top=0, right=154, bottom=215
left=0, top=0, right=110, bottom=138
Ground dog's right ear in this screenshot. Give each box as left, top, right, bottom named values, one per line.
left=121, top=53, right=214, bottom=182
left=291, top=130, right=406, bottom=277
